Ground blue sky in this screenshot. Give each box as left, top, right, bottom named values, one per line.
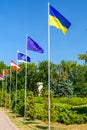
left=0, top=0, right=87, bottom=66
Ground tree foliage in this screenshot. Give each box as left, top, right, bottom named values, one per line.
left=42, top=90, right=56, bottom=122
left=78, top=51, right=87, bottom=64
left=26, top=91, right=36, bottom=120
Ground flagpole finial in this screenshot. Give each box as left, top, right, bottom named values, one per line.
left=26, top=34, right=28, bottom=37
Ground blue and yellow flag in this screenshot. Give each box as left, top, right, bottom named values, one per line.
left=49, top=5, right=71, bottom=35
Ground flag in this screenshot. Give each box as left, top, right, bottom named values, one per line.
left=17, top=51, right=31, bottom=63
left=0, top=74, right=4, bottom=80
left=3, top=70, right=10, bottom=78
left=3, top=70, right=7, bottom=76
left=27, top=36, right=44, bottom=53
left=11, top=60, right=21, bottom=70
left=49, top=5, right=71, bottom=35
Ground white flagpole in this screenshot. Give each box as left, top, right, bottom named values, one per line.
left=1, top=80, right=3, bottom=107
left=15, top=53, right=18, bottom=117
left=24, top=34, right=28, bottom=123
left=0, top=80, right=2, bottom=106
left=5, top=68, right=7, bottom=108
left=48, top=2, right=51, bottom=130
left=9, top=64, right=12, bottom=111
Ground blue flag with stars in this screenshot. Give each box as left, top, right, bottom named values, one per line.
left=27, top=36, right=44, bottom=53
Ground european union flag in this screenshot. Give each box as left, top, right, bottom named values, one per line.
left=17, top=51, right=31, bottom=63
left=49, top=5, right=71, bottom=35
left=27, top=36, right=44, bottom=53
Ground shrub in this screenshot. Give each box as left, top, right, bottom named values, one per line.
left=42, top=90, right=56, bottom=122
left=35, top=104, right=43, bottom=119
left=26, top=91, right=36, bottom=120
left=54, top=97, right=87, bottom=106
left=34, top=97, right=44, bottom=103
left=55, top=104, right=87, bottom=124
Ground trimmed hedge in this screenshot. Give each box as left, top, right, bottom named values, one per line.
left=55, top=104, right=87, bottom=124
left=54, top=97, right=87, bottom=106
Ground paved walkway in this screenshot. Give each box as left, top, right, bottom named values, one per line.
left=0, top=110, right=19, bottom=130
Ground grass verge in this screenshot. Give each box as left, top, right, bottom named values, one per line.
left=0, top=107, right=87, bottom=130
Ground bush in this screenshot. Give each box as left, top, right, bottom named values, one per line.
left=55, top=104, right=87, bottom=124
left=54, top=97, right=87, bottom=106
left=34, top=97, right=44, bottom=103
left=26, top=91, right=36, bottom=120
left=11, top=89, right=25, bottom=116
left=35, top=103, right=43, bottom=119
left=42, top=90, right=56, bottom=122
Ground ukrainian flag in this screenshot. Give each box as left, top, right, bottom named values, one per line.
left=49, top=5, right=71, bottom=35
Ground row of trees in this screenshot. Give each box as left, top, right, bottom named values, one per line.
left=0, top=56, right=87, bottom=98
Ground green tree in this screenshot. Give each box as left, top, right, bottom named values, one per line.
left=27, top=63, right=37, bottom=95
left=37, top=61, right=48, bottom=91
left=11, top=89, right=25, bottom=116
left=51, top=61, right=75, bottom=97
left=78, top=51, right=87, bottom=64
left=58, top=71, right=73, bottom=97
left=42, top=90, right=56, bottom=122
left=5, top=92, right=10, bottom=108
left=0, top=61, right=6, bottom=73
left=0, top=61, right=6, bottom=87
left=73, top=64, right=87, bottom=97
left=26, top=91, right=36, bottom=120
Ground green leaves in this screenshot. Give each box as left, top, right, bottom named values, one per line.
left=26, top=91, right=36, bottom=120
